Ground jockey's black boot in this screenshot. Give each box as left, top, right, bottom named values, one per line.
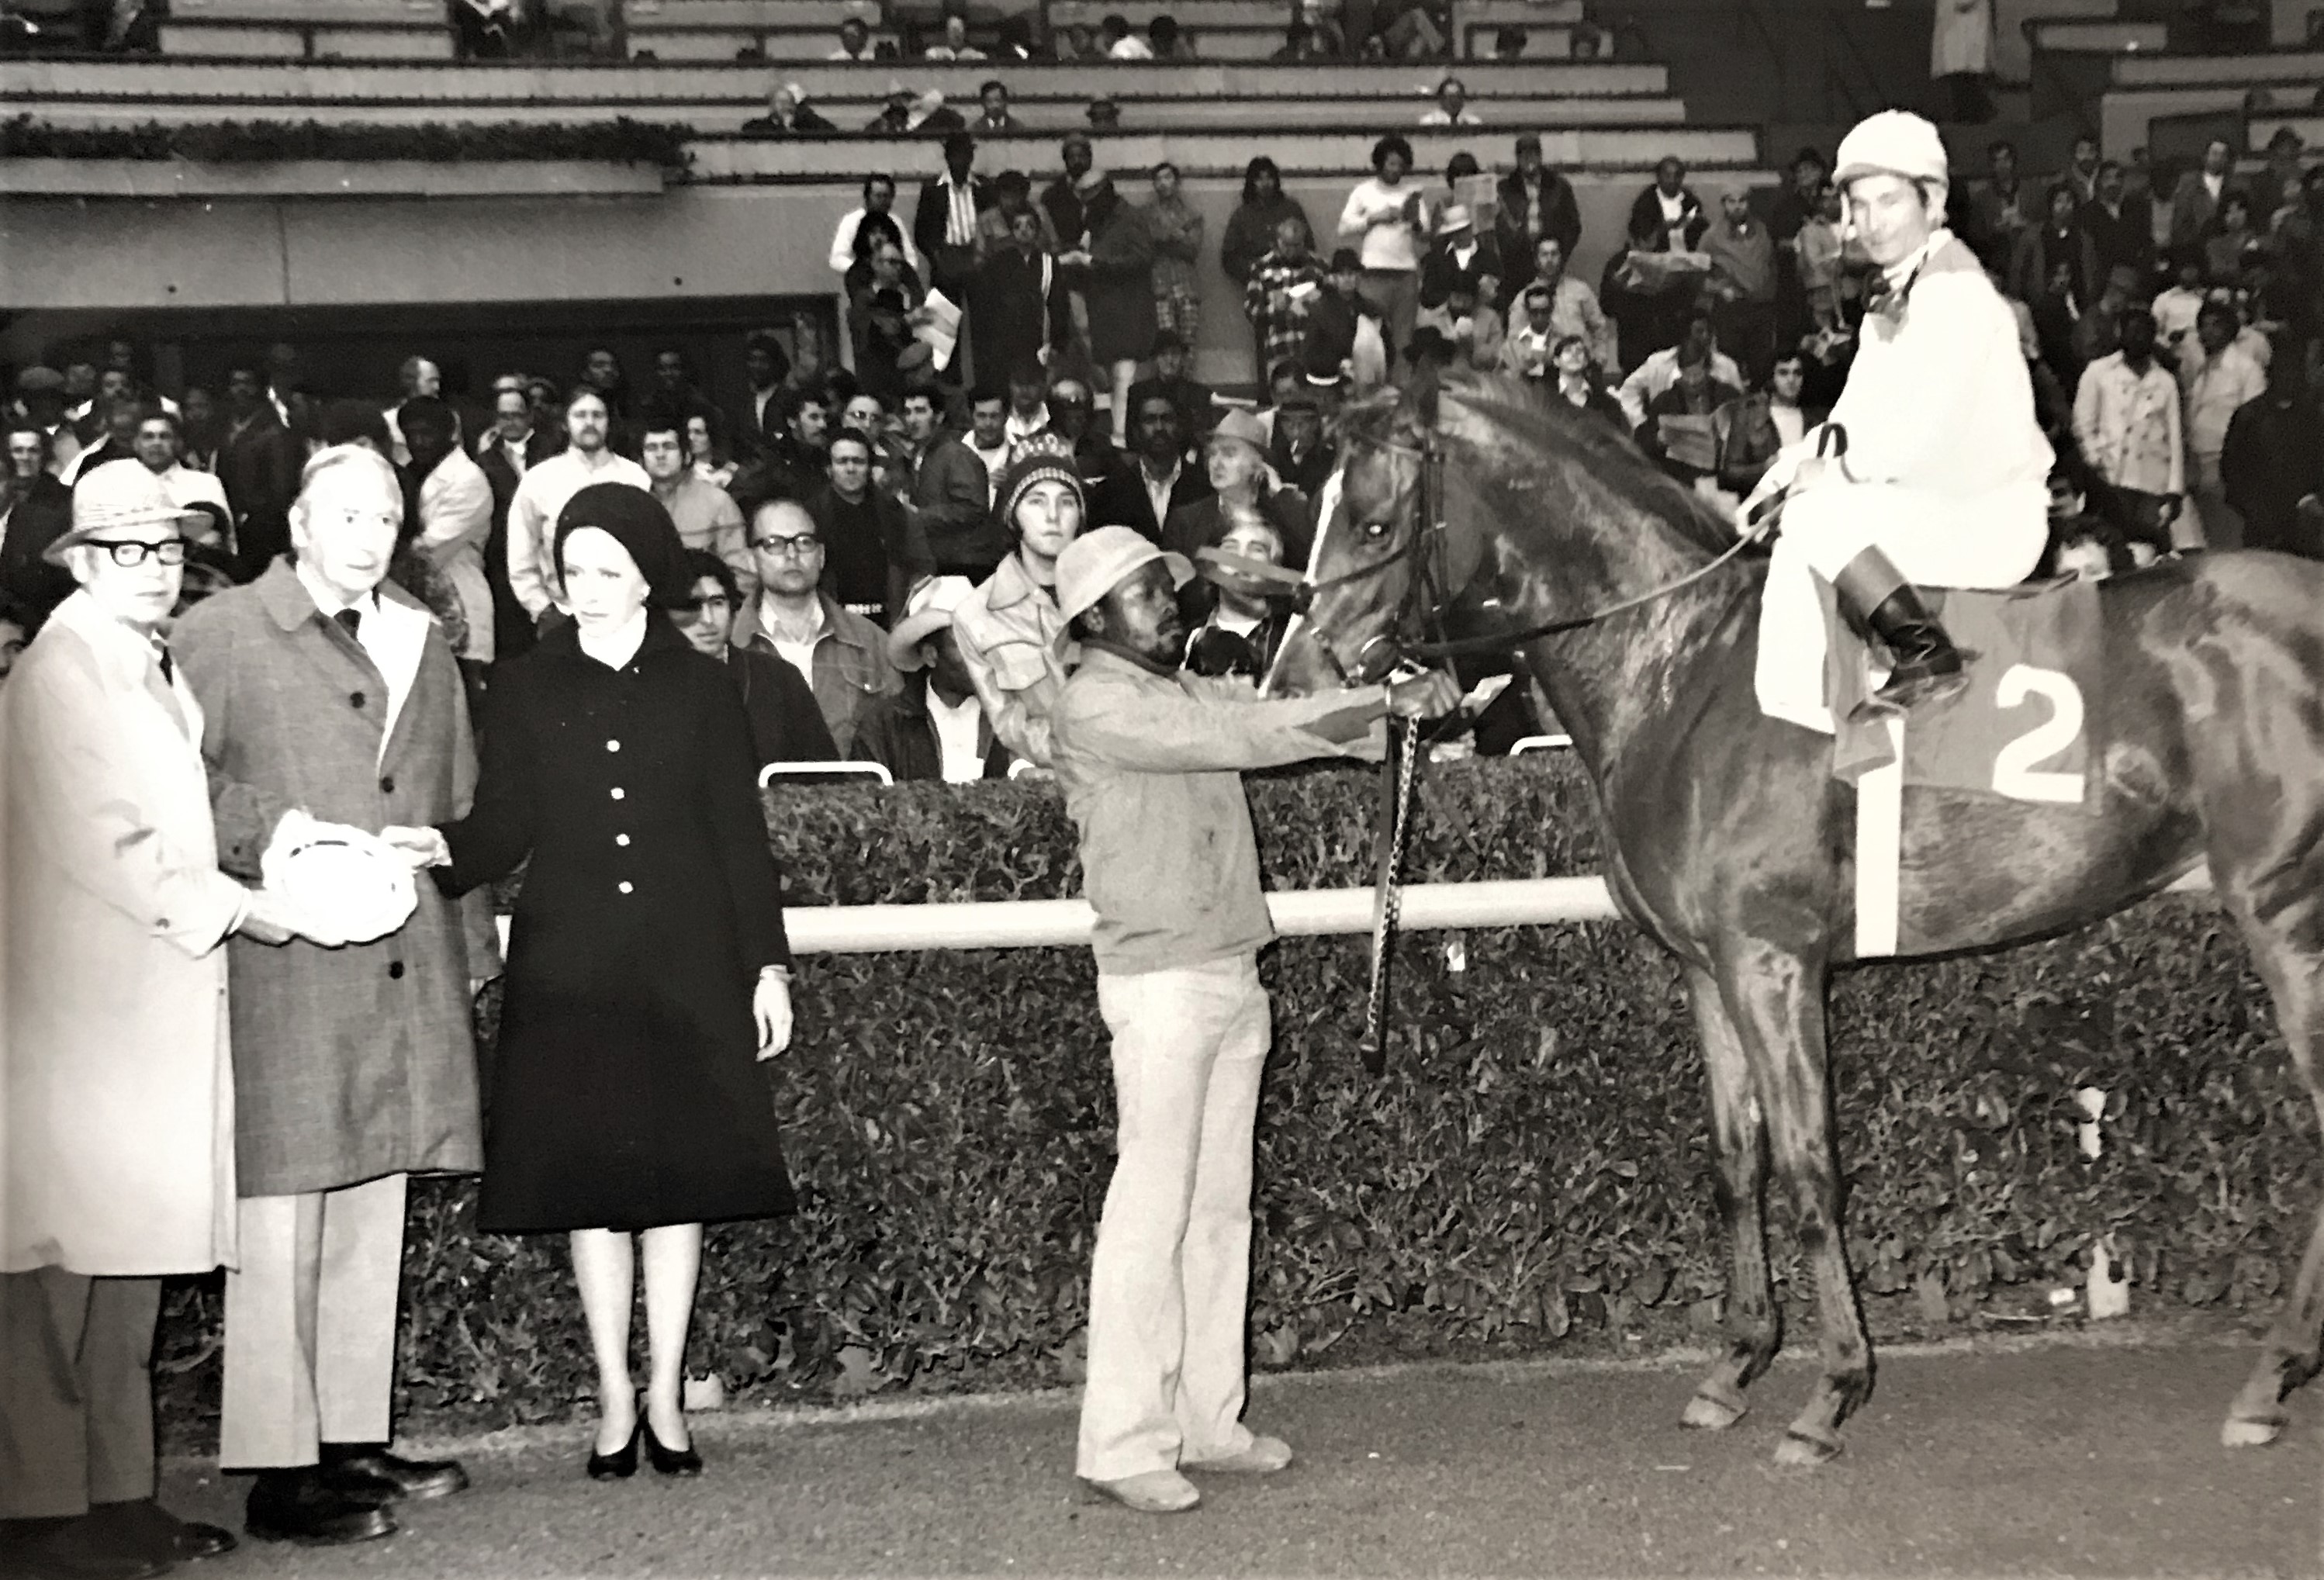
left=1831, top=548, right=1970, bottom=716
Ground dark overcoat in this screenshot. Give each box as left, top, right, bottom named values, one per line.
left=441, top=617, right=794, bottom=1234
left=172, top=559, right=490, bottom=1197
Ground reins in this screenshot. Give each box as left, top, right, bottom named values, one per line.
left=1237, top=412, right=1779, bottom=1073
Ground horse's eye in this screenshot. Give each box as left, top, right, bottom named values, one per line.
left=1362, top=520, right=1391, bottom=541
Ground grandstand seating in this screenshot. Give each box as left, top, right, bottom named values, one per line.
left=161, top=0, right=456, bottom=59
left=150, top=0, right=1589, bottom=65
left=2099, top=46, right=2324, bottom=155
left=0, top=56, right=1676, bottom=130
left=687, top=123, right=1761, bottom=178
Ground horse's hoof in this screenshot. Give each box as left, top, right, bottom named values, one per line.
left=2222, top=1415, right=2283, bottom=1448
left=1681, top=1391, right=1747, bottom=1430
left=1774, top=1430, right=1842, bottom=1468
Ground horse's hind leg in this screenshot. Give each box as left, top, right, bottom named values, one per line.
left=2219, top=918, right=2324, bottom=1447
left=1679, top=966, right=1781, bottom=1430
left=1720, top=943, right=1873, bottom=1465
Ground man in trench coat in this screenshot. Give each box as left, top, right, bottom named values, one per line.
left=1, top=465, right=331, bottom=1579
left=172, top=444, right=495, bottom=1547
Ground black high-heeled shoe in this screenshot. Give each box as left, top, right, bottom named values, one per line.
left=642, top=1419, right=703, bottom=1477
left=585, top=1421, right=641, bottom=1481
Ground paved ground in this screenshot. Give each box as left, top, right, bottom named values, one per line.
left=157, top=1331, right=2321, bottom=1578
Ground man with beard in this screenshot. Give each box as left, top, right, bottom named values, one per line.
left=1049, top=525, right=1454, bottom=1515
left=1093, top=392, right=1209, bottom=545
left=504, top=389, right=649, bottom=632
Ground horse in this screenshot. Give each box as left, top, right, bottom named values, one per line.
left=1262, top=368, right=2324, bottom=1464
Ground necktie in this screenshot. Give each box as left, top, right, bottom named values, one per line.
left=334, top=607, right=362, bottom=640
left=148, top=639, right=187, bottom=734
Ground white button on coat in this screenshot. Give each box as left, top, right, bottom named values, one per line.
left=610, top=787, right=625, bottom=800
left=616, top=834, right=631, bottom=846
left=607, top=740, right=621, bottom=752
left=618, top=881, right=634, bottom=894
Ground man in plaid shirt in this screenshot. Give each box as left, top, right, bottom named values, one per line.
left=1242, top=218, right=1325, bottom=379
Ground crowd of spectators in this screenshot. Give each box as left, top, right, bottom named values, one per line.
left=8, top=114, right=2324, bottom=745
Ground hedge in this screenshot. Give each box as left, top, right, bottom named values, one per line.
left=0, top=114, right=693, bottom=166
left=154, top=755, right=2319, bottom=1432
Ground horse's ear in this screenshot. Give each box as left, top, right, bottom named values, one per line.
left=1399, top=358, right=1443, bottom=430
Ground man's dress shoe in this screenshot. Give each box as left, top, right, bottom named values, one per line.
left=318, top=1447, right=469, bottom=1502
left=242, top=1468, right=396, bottom=1547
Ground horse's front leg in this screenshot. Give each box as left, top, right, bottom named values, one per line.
left=1679, top=964, right=1780, bottom=1430
left=1722, top=941, right=1873, bottom=1465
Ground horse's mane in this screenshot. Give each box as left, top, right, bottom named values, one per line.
left=1337, top=370, right=1738, bottom=559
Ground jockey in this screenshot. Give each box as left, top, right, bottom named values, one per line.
left=1745, top=109, right=2054, bottom=731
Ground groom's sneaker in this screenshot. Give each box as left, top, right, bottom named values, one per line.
left=1183, top=1435, right=1294, bottom=1475
left=1081, top=1469, right=1201, bottom=1514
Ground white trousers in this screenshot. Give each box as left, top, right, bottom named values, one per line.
left=218, top=1173, right=407, bottom=1470
left=1076, top=954, right=1270, bottom=1482
left=1755, top=479, right=2049, bottom=732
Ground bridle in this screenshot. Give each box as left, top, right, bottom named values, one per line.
left=1267, top=421, right=1773, bottom=689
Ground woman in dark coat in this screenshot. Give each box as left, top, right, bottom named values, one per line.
left=431, top=482, right=794, bottom=1479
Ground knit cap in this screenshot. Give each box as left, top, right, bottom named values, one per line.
left=995, top=431, right=1083, bottom=530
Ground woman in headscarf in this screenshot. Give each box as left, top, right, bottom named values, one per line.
left=424, top=482, right=796, bottom=1482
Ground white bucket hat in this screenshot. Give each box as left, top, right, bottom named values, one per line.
left=1053, top=525, right=1193, bottom=630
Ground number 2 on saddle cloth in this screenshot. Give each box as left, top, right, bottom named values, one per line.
left=1821, top=576, right=2103, bottom=807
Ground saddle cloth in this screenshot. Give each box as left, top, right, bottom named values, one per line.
left=1821, top=576, right=2104, bottom=807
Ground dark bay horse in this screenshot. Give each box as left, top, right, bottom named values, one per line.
left=1264, top=369, right=2324, bottom=1464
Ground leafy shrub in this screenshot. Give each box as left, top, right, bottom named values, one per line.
left=0, top=113, right=692, bottom=165
left=154, top=757, right=2320, bottom=1431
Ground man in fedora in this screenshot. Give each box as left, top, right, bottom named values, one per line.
left=1049, top=527, right=1457, bottom=1514
left=171, top=444, right=494, bottom=1547
left=2, top=465, right=348, bottom=1580
left=851, top=575, right=1011, bottom=781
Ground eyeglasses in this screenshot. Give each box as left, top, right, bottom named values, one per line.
left=751, top=533, right=824, bottom=557
left=87, top=538, right=189, bottom=567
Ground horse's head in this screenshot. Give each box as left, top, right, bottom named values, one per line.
left=1264, top=373, right=1475, bottom=697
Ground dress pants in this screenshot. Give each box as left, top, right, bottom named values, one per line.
left=219, top=1174, right=406, bottom=1470
left=0, top=1269, right=162, bottom=1519
left=1358, top=269, right=1420, bottom=372
left=1754, top=477, right=2049, bottom=732
left=1076, top=954, right=1271, bottom=1483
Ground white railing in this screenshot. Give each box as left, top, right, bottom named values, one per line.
left=785, top=876, right=1621, bottom=953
